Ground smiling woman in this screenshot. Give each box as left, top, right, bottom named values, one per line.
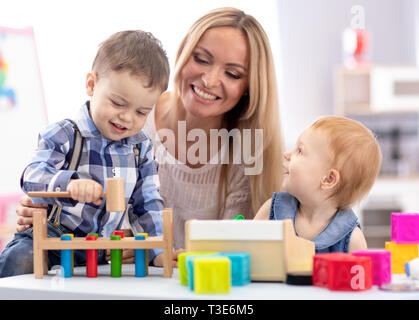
left=142, top=7, right=285, bottom=251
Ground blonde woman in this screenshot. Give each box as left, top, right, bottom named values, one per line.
left=16, top=7, right=284, bottom=266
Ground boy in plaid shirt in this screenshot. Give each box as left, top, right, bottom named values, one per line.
left=0, top=30, right=170, bottom=277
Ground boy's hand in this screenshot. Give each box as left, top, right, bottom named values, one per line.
left=67, top=179, right=103, bottom=205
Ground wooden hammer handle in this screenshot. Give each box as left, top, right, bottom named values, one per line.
left=28, top=191, right=106, bottom=198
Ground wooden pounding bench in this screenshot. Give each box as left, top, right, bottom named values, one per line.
left=32, top=207, right=173, bottom=279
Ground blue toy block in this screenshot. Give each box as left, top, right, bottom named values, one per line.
left=135, top=234, right=146, bottom=277
left=218, top=252, right=251, bottom=286
left=60, top=235, right=72, bottom=278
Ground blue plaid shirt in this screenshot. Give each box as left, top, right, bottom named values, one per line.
left=21, top=102, right=164, bottom=261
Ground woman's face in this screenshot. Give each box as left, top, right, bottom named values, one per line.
left=178, top=26, right=249, bottom=120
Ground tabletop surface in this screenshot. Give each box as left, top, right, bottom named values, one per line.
left=0, top=264, right=418, bottom=300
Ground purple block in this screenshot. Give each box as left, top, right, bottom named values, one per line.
left=352, top=250, right=391, bottom=286
left=391, top=212, right=419, bottom=244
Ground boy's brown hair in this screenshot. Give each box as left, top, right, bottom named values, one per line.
left=92, top=30, right=170, bottom=92
left=310, top=116, right=382, bottom=210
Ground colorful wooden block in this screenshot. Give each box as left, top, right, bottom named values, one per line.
left=313, top=253, right=372, bottom=291
left=178, top=251, right=218, bottom=286
left=134, top=234, right=146, bottom=277
left=391, top=212, right=419, bottom=244
left=60, top=235, right=72, bottom=278
left=85, top=235, right=98, bottom=278
left=136, top=233, right=149, bottom=274
left=186, top=254, right=220, bottom=290
left=63, top=233, right=74, bottom=275
left=352, top=250, right=391, bottom=286
left=385, top=241, right=419, bottom=274
left=110, top=235, right=122, bottom=277
left=218, top=252, right=251, bottom=286
left=193, top=257, right=231, bottom=294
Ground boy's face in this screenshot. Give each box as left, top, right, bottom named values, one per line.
left=86, top=70, right=162, bottom=141
left=282, top=128, right=334, bottom=201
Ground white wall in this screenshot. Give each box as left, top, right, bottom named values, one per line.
left=276, top=0, right=417, bottom=149
left=0, top=0, right=281, bottom=123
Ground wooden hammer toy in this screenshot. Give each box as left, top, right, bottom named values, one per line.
left=28, top=177, right=125, bottom=212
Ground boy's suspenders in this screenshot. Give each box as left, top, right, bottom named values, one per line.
left=47, top=119, right=141, bottom=228
left=47, top=120, right=84, bottom=227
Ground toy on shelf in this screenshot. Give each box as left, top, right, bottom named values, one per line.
left=385, top=212, right=419, bottom=274
left=184, top=219, right=314, bottom=282
left=32, top=208, right=173, bottom=279
left=404, top=257, right=419, bottom=279
left=313, top=253, right=372, bottom=291
left=391, top=212, right=419, bottom=244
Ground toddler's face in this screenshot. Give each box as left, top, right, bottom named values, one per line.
left=282, top=128, right=333, bottom=201
left=86, top=70, right=162, bottom=141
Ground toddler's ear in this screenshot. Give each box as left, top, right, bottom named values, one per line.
left=321, top=169, right=340, bottom=190
left=85, top=72, right=97, bottom=96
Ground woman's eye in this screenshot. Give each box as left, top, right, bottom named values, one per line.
left=193, top=54, right=209, bottom=64
left=298, top=148, right=303, bottom=155
left=226, top=71, right=241, bottom=80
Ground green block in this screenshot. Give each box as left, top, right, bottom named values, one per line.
left=194, top=257, right=231, bottom=294
left=178, top=251, right=218, bottom=286
left=110, top=235, right=121, bottom=277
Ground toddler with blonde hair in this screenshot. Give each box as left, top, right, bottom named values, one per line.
left=255, top=116, right=382, bottom=253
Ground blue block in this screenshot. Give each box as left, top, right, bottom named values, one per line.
left=60, top=235, right=72, bottom=278
left=218, top=252, right=251, bottom=286
left=135, top=234, right=146, bottom=277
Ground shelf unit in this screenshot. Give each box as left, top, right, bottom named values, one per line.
left=334, top=65, right=419, bottom=248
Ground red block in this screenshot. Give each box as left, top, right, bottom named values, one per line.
left=313, top=253, right=372, bottom=291
left=86, top=235, right=98, bottom=278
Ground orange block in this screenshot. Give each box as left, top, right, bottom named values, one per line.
left=385, top=242, right=419, bottom=274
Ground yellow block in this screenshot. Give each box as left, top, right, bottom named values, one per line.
left=194, top=257, right=231, bottom=294
left=385, top=241, right=419, bottom=274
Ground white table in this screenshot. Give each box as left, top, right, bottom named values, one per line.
left=0, top=264, right=417, bottom=300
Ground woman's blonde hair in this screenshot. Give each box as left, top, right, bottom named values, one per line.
left=170, top=7, right=284, bottom=214
left=310, top=116, right=382, bottom=210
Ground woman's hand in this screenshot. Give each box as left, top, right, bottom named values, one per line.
left=16, top=194, right=47, bottom=232
left=152, top=248, right=185, bottom=267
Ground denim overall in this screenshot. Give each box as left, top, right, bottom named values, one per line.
left=269, top=192, right=360, bottom=253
